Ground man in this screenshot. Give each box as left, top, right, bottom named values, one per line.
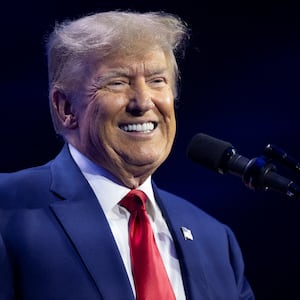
left=0, top=11, right=255, bottom=299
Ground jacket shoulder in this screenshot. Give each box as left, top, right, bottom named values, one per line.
left=0, top=163, right=52, bottom=208
left=154, top=186, right=227, bottom=229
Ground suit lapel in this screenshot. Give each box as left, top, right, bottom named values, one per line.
left=48, top=146, right=213, bottom=299
left=49, top=146, right=134, bottom=300
left=153, top=186, right=214, bottom=300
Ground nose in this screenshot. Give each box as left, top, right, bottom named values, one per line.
left=126, top=83, right=154, bottom=115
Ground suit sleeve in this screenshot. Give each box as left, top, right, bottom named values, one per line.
left=225, top=225, right=255, bottom=300
left=0, top=233, right=14, bottom=300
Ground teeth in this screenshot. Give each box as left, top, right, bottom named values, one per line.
left=120, top=122, right=155, bottom=132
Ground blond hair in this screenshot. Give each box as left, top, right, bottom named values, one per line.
left=46, top=11, right=190, bottom=132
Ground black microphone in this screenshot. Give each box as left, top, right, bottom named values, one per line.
left=187, top=133, right=300, bottom=199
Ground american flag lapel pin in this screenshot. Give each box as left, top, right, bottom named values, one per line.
left=180, top=226, right=193, bottom=241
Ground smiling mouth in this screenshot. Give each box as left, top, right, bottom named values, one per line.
left=119, top=122, right=157, bottom=133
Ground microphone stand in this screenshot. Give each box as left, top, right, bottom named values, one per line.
left=240, top=155, right=300, bottom=200
left=245, top=144, right=300, bottom=199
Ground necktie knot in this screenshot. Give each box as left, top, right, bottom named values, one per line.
left=120, top=189, right=147, bottom=213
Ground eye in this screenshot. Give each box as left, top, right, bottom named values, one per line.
left=106, top=79, right=129, bottom=91
left=148, top=77, right=167, bottom=87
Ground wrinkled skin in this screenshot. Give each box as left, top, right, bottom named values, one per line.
left=52, top=49, right=176, bottom=188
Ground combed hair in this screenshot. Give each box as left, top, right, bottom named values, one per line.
left=46, top=10, right=190, bottom=132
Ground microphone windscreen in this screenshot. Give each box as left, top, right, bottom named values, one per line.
left=187, top=133, right=233, bottom=171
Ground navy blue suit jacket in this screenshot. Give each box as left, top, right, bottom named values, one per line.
left=0, top=145, right=254, bottom=299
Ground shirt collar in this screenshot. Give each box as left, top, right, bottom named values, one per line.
left=68, top=144, right=157, bottom=218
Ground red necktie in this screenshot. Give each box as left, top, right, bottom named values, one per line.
left=120, top=189, right=176, bottom=300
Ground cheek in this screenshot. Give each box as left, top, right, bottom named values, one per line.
left=83, top=99, right=121, bottom=143
left=169, top=114, right=176, bottom=146
left=82, top=97, right=112, bottom=126
left=79, top=102, right=104, bottom=141
left=87, top=93, right=126, bottom=119
left=166, top=100, right=176, bottom=141
left=160, top=95, right=176, bottom=124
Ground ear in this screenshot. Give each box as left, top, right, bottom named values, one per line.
left=51, top=89, right=78, bottom=129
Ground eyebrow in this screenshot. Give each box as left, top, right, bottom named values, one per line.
left=95, top=66, right=169, bottom=82
left=102, top=68, right=131, bottom=78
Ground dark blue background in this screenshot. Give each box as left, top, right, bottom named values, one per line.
left=1, top=1, right=300, bottom=299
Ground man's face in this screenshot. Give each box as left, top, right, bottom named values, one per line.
left=71, top=49, right=176, bottom=187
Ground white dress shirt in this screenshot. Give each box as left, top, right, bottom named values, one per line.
left=69, top=144, right=186, bottom=299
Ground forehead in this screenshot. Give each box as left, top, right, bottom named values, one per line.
left=93, top=49, right=172, bottom=76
